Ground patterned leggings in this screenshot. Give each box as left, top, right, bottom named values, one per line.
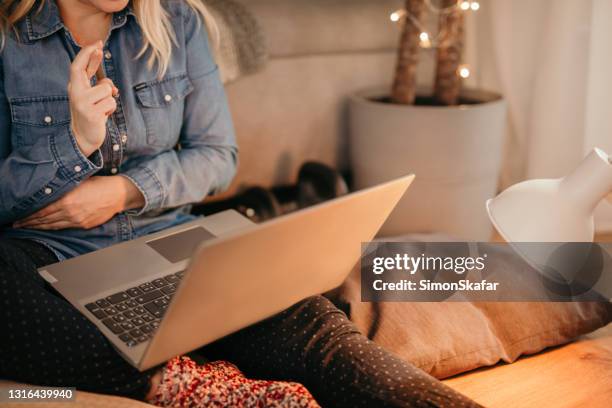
left=0, top=238, right=479, bottom=407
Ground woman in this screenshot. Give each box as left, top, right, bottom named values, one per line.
left=0, top=0, right=480, bottom=406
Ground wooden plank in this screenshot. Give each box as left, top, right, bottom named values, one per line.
left=443, top=323, right=612, bottom=407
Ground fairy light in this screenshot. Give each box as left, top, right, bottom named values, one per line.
left=419, top=32, right=432, bottom=48
left=458, top=64, right=471, bottom=79
left=390, top=10, right=405, bottom=22
left=391, top=2, right=479, bottom=50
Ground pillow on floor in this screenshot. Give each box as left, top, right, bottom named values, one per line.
left=338, top=236, right=612, bottom=379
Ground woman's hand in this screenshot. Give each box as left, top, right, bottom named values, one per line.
left=68, top=41, right=119, bottom=157
left=13, top=176, right=145, bottom=230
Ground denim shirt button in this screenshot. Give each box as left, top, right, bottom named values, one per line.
left=43, top=115, right=52, bottom=124
left=164, top=94, right=172, bottom=102
left=44, top=187, right=53, bottom=195
left=110, top=167, right=118, bottom=174
left=121, top=134, right=128, bottom=144
left=104, top=50, right=112, bottom=60
left=112, top=144, right=120, bottom=152
left=73, top=165, right=82, bottom=173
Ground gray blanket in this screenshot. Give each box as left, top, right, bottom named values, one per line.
left=203, top=0, right=268, bottom=84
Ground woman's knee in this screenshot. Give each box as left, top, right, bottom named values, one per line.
left=294, top=296, right=351, bottom=324
left=287, top=296, right=361, bottom=346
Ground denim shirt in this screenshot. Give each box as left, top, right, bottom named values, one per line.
left=0, top=1, right=238, bottom=260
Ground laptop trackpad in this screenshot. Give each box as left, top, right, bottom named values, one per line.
left=147, top=227, right=215, bottom=263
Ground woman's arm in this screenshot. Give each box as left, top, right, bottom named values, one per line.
left=121, top=6, right=238, bottom=214
left=13, top=175, right=144, bottom=230
left=9, top=42, right=147, bottom=230
left=0, top=43, right=134, bottom=228
left=0, top=55, right=104, bottom=226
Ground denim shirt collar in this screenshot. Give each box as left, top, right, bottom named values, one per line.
left=24, top=0, right=135, bottom=42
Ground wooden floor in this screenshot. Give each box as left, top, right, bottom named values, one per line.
left=443, top=323, right=612, bottom=407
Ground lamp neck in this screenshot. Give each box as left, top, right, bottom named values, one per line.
left=561, top=148, right=612, bottom=213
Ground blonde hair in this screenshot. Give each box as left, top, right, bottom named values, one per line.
left=0, top=0, right=219, bottom=77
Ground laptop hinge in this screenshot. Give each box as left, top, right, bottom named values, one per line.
left=38, top=269, right=58, bottom=284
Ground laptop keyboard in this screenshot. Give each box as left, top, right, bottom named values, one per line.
left=84, top=271, right=184, bottom=348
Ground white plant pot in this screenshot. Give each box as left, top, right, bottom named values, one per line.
left=349, top=87, right=507, bottom=240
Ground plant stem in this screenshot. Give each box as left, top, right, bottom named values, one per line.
left=391, top=0, right=426, bottom=105
left=434, top=0, right=464, bottom=105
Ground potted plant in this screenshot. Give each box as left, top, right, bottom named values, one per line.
left=349, top=0, right=506, bottom=240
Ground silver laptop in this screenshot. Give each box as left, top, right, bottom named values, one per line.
left=38, top=175, right=414, bottom=371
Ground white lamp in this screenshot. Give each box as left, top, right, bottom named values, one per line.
left=487, top=148, right=612, bottom=243
left=486, top=148, right=612, bottom=299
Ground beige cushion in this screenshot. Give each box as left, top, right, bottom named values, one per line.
left=339, top=241, right=612, bottom=379
left=225, top=52, right=399, bottom=193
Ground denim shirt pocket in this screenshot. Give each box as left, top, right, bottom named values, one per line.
left=9, top=95, right=70, bottom=147
left=134, top=72, right=194, bottom=147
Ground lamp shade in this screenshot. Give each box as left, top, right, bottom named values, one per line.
left=487, top=149, right=612, bottom=298
left=487, top=148, right=612, bottom=243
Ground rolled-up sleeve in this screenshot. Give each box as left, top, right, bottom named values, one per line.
left=0, top=58, right=102, bottom=226
left=122, top=7, right=238, bottom=215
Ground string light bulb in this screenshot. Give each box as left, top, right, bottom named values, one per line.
left=458, top=64, right=471, bottom=79
left=390, top=1, right=479, bottom=50
left=419, top=32, right=432, bottom=48
left=390, top=10, right=405, bottom=22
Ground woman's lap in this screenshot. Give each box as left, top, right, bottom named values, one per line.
left=0, top=238, right=477, bottom=407
left=0, top=238, right=153, bottom=399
